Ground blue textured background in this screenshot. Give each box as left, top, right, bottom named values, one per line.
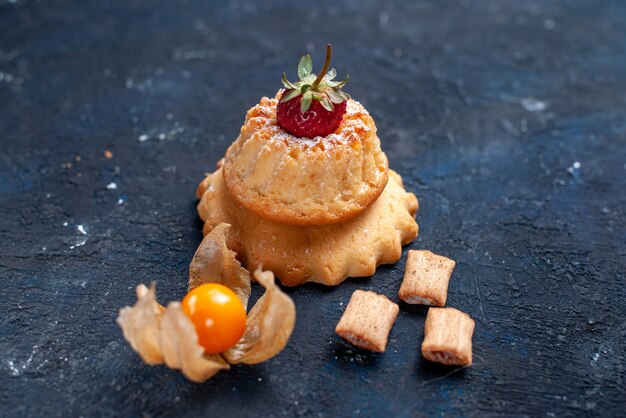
left=1, top=0, right=624, bottom=416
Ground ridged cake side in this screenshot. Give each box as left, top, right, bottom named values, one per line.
left=197, top=166, right=418, bottom=287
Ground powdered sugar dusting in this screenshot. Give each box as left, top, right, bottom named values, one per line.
left=248, top=95, right=373, bottom=151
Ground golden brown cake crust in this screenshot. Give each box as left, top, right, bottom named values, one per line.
left=222, top=95, right=389, bottom=226
left=197, top=166, right=418, bottom=286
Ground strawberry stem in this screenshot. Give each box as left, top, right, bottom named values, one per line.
left=312, top=44, right=332, bottom=91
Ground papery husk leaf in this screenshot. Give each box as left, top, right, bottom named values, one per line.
left=118, top=224, right=295, bottom=382
left=116, top=284, right=165, bottom=364
left=189, top=223, right=251, bottom=309
left=117, top=285, right=230, bottom=382
left=223, top=269, right=296, bottom=365
left=160, top=302, right=230, bottom=382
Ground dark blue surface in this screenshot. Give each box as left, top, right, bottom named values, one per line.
left=1, top=0, right=625, bottom=416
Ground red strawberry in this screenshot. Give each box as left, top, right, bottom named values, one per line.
left=276, top=44, right=350, bottom=139
left=277, top=91, right=347, bottom=138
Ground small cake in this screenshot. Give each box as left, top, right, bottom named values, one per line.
left=222, top=96, right=389, bottom=226
left=197, top=167, right=417, bottom=286
left=223, top=44, right=388, bottom=227
left=196, top=45, right=419, bottom=286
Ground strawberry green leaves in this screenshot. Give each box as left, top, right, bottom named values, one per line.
left=280, top=44, right=350, bottom=113
left=281, top=88, right=301, bottom=103
left=281, top=73, right=297, bottom=90
left=298, top=55, right=313, bottom=79
left=300, top=93, right=313, bottom=112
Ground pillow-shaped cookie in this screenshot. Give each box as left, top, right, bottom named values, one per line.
left=222, top=95, right=389, bottom=226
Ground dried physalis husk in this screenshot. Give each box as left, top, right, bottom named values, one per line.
left=116, top=223, right=296, bottom=382
left=116, top=283, right=230, bottom=382
left=117, top=284, right=164, bottom=364
left=224, top=268, right=296, bottom=364
left=189, top=223, right=251, bottom=308
left=159, top=302, right=230, bottom=382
